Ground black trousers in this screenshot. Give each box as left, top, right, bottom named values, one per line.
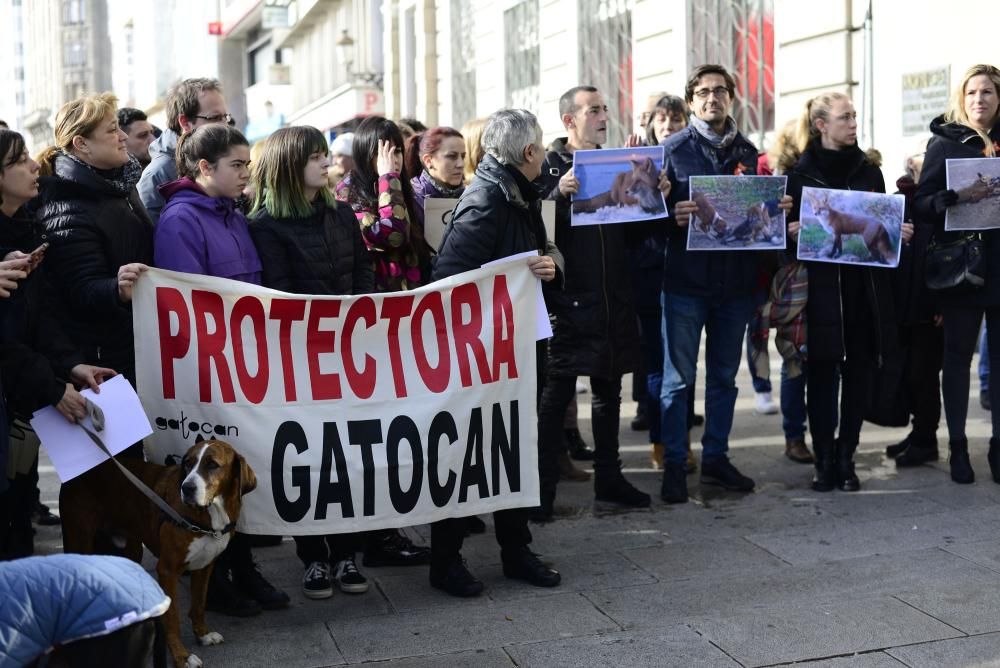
left=294, top=533, right=359, bottom=567
left=906, top=322, right=944, bottom=442
left=941, top=305, right=1000, bottom=441
left=538, top=374, right=623, bottom=509
left=428, top=342, right=547, bottom=568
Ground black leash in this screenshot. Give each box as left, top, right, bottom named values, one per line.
left=76, top=400, right=234, bottom=540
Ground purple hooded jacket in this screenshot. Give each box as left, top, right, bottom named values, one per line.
left=154, top=178, right=262, bottom=284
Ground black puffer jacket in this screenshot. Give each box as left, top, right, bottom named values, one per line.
left=660, top=123, right=762, bottom=298
left=914, top=115, right=1000, bottom=307
left=433, top=154, right=564, bottom=281
left=787, top=141, right=896, bottom=363
left=250, top=201, right=374, bottom=296
left=36, top=154, right=154, bottom=382
left=536, top=138, right=640, bottom=379
left=0, top=208, right=84, bottom=416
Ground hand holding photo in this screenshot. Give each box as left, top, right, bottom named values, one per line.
left=796, top=186, right=904, bottom=268
left=944, top=158, right=1000, bottom=231
left=571, top=146, right=667, bottom=226
left=686, top=175, right=787, bottom=251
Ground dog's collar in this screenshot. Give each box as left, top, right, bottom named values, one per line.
left=160, top=511, right=236, bottom=540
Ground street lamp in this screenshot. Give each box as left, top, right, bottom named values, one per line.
left=335, top=28, right=384, bottom=87
left=336, top=29, right=355, bottom=80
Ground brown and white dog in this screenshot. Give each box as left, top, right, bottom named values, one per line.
left=60, top=439, right=257, bottom=668
left=572, top=156, right=663, bottom=214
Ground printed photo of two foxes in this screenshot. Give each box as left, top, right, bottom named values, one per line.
left=571, top=146, right=667, bottom=225
left=797, top=186, right=905, bottom=268
left=686, top=175, right=787, bottom=251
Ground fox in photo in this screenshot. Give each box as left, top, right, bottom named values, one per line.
left=807, top=191, right=893, bottom=264
left=573, top=156, right=663, bottom=214
left=955, top=172, right=1000, bottom=204
left=726, top=200, right=776, bottom=244
left=691, top=191, right=729, bottom=238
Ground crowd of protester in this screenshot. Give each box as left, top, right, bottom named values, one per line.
left=0, top=61, right=998, bottom=628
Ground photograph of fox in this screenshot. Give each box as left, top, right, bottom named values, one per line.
left=945, top=158, right=1000, bottom=231
left=798, top=187, right=904, bottom=268
left=686, top=176, right=787, bottom=250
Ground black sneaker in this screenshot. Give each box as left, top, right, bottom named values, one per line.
left=700, top=458, right=755, bottom=492
left=207, top=569, right=262, bottom=617
left=363, top=529, right=431, bottom=567
left=501, top=547, right=561, bottom=587
left=565, top=428, right=595, bottom=461
left=595, top=475, right=651, bottom=508
left=885, top=435, right=911, bottom=459
left=302, top=561, right=333, bottom=600
left=232, top=561, right=290, bottom=610
left=660, top=463, right=689, bottom=504
left=333, top=556, right=369, bottom=593
left=630, top=408, right=649, bottom=431
left=430, top=558, right=484, bottom=597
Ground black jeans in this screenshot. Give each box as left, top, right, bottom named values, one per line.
left=906, top=322, right=944, bottom=442
left=428, top=342, right=547, bottom=568
left=807, top=281, right=872, bottom=449
left=294, top=533, right=359, bottom=567
left=941, top=305, right=1000, bottom=441
left=538, top=374, right=623, bottom=508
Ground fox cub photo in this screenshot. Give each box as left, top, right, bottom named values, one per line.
left=798, top=186, right=904, bottom=268
left=686, top=175, right=787, bottom=251
left=571, top=146, right=667, bottom=225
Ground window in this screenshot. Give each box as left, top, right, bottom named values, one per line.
left=688, top=0, right=775, bottom=147
left=63, top=41, right=86, bottom=68
left=450, top=0, right=476, bottom=126
left=578, top=0, right=634, bottom=147
left=504, top=0, right=540, bottom=113
left=62, top=0, right=84, bottom=25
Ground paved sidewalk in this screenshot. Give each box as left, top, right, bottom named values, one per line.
left=33, top=365, right=1000, bottom=667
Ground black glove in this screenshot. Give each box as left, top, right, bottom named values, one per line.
left=930, top=189, right=959, bottom=215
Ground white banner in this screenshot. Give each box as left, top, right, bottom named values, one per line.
left=133, top=264, right=539, bottom=535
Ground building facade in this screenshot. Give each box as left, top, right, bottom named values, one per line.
left=15, top=0, right=113, bottom=149
left=384, top=0, right=995, bottom=182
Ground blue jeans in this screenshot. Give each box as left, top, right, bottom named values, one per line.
left=659, top=293, right=756, bottom=466
left=980, top=323, right=990, bottom=392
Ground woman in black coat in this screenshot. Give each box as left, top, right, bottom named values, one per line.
left=787, top=92, right=912, bottom=492
left=34, top=93, right=153, bottom=386
left=914, top=64, right=1000, bottom=484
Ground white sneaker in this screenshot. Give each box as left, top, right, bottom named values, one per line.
left=575, top=380, right=588, bottom=393
left=754, top=391, right=779, bottom=415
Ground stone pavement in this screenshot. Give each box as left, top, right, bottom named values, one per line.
left=32, top=363, right=1000, bottom=667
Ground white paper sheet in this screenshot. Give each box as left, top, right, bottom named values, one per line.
left=482, top=251, right=553, bottom=340
left=31, top=375, right=154, bottom=482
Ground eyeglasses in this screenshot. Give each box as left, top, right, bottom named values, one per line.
left=692, top=87, right=730, bottom=100
left=194, top=113, right=235, bottom=126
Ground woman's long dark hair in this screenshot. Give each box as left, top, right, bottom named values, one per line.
left=0, top=129, right=28, bottom=209
left=347, top=116, right=417, bottom=219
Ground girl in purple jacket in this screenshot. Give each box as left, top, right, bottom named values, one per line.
left=154, top=124, right=262, bottom=284
left=152, top=123, right=288, bottom=616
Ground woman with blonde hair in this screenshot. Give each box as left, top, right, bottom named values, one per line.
left=786, top=91, right=912, bottom=492
left=35, top=92, right=152, bottom=386
left=460, top=117, right=487, bottom=185
left=914, top=64, right=1000, bottom=484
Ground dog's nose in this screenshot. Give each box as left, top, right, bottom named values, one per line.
left=181, top=482, right=197, bottom=498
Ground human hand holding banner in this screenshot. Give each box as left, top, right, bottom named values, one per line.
left=133, top=266, right=540, bottom=535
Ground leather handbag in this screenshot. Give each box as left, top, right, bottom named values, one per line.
left=925, top=234, right=986, bottom=291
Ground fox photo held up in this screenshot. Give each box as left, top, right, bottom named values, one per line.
left=571, top=146, right=667, bottom=226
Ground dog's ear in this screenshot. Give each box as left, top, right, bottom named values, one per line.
left=233, top=452, right=257, bottom=496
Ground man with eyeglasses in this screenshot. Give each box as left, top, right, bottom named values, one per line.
left=137, top=77, right=235, bottom=224
left=658, top=64, right=793, bottom=504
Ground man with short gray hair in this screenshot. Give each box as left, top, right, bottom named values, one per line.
left=430, top=108, right=563, bottom=598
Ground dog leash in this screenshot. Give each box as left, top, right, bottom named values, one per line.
left=76, top=400, right=234, bottom=539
